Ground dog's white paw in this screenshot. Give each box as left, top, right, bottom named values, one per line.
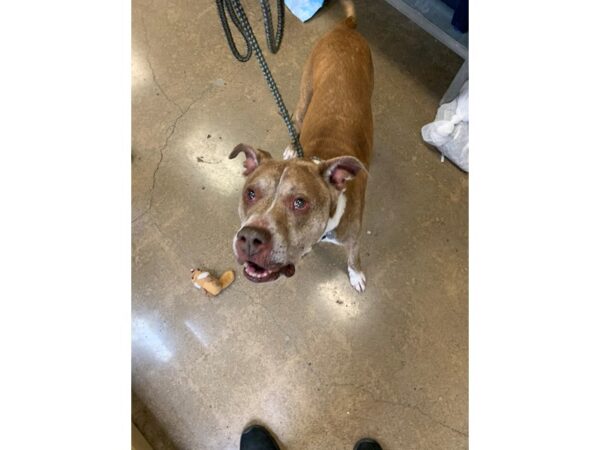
left=282, top=144, right=297, bottom=160
left=348, top=267, right=366, bottom=293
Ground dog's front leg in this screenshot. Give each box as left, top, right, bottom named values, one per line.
left=345, top=239, right=366, bottom=293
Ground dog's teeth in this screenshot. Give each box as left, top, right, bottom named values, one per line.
left=243, top=262, right=278, bottom=280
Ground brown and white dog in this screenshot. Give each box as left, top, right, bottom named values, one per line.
left=229, top=1, right=373, bottom=292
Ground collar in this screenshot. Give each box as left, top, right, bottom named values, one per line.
left=321, top=191, right=347, bottom=238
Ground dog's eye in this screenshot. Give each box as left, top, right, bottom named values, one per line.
left=246, top=189, right=256, bottom=201
left=293, top=198, right=306, bottom=210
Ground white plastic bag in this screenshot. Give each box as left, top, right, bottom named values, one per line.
left=421, top=82, right=469, bottom=172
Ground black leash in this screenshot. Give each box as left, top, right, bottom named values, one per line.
left=216, top=0, right=304, bottom=158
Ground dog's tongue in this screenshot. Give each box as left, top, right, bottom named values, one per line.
left=282, top=264, right=295, bottom=277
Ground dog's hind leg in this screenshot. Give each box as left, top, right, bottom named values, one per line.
left=283, top=58, right=313, bottom=159
left=293, top=57, right=313, bottom=134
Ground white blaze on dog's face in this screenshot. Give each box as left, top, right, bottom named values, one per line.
left=229, top=143, right=364, bottom=283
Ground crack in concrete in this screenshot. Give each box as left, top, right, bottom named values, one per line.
left=141, top=14, right=183, bottom=114
left=132, top=84, right=213, bottom=224
left=374, top=397, right=467, bottom=437
left=146, top=104, right=190, bottom=207
left=133, top=12, right=216, bottom=224
left=330, top=382, right=467, bottom=437
left=132, top=104, right=188, bottom=223
left=241, top=296, right=466, bottom=437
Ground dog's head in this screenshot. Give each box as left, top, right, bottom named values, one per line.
left=229, top=143, right=364, bottom=283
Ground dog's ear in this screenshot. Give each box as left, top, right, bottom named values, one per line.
left=321, top=156, right=367, bottom=190
left=229, top=143, right=272, bottom=176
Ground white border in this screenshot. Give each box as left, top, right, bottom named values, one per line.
left=471, top=0, right=600, bottom=448
left=0, top=0, right=130, bottom=448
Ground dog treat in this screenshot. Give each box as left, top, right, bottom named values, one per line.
left=191, top=268, right=235, bottom=296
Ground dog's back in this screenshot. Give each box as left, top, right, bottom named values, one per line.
left=299, top=1, right=374, bottom=167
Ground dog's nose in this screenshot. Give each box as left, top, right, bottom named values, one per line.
left=236, top=226, right=271, bottom=257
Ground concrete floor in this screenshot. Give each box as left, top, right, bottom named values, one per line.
left=132, top=1, right=467, bottom=449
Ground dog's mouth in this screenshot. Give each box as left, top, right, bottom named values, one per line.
left=243, top=261, right=295, bottom=283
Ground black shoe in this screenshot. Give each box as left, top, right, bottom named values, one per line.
left=354, top=437, right=383, bottom=450
left=240, top=425, right=280, bottom=450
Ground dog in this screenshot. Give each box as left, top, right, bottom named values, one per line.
left=229, top=0, right=373, bottom=292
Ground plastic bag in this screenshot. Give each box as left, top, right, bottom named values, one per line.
left=285, top=0, right=324, bottom=22
left=421, top=82, right=469, bottom=172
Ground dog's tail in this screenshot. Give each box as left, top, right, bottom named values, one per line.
left=341, top=0, right=357, bottom=28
